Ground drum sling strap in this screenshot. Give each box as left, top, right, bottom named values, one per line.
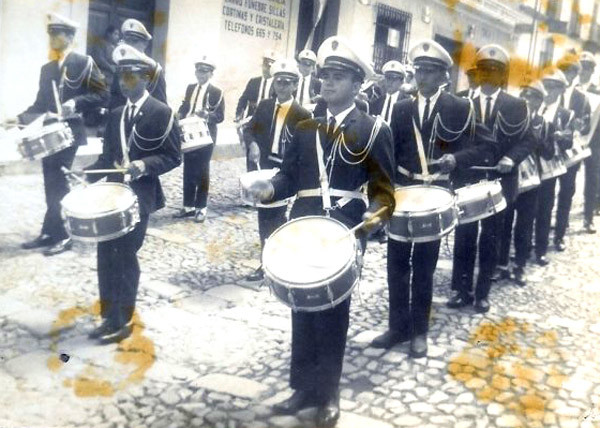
left=397, top=119, right=447, bottom=182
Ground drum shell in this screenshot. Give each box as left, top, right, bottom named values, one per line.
left=179, top=117, right=213, bottom=153
left=517, top=155, right=541, bottom=195
left=61, top=183, right=140, bottom=243
left=388, top=185, right=457, bottom=243
left=18, top=123, right=74, bottom=160
left=263, top=216, right=361, bottom=312
left=539, top=153, right=567, bottom=181
left=455, top=181, right=506, bottom=224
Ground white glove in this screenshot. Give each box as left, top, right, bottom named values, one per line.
left=496, top=156, right=515, bottom=174
left=248, top=141, right=261, bottom=166
left=61, top=99, right=77, bottom=117
left=437, top=154, right=457, bottom=173
left=246, top=178, right=274, bottom=204
left=126, top=160, right=146, bottom=180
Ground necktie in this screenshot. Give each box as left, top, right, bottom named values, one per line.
left=126, top=105, right=136, bottom=135
left=259, top=78, right=267, bottom=101
left=269, top=104, right=281, bottom=152
left=383, top=95, right=392, bottom=123
left=484, top=96, right=492, bottom=125
left=422, top=97, right=430, bottom=126
left=190, top=85, right=202, bottom=117
left=298, top=77, right=305, bottom=105
left=560, top=94, right=566, bottom=109
left=327, top=116, right=337, bottom=145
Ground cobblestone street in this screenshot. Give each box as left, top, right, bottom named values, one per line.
left=1, top=158, right=599, bottom=428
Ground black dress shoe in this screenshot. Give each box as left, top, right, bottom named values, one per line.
left=513, top=267, right=527, bottom=287
left=474, top=298, right=490, bottom=313
left=273, top=390, right=318, bottom=415
left=536, top=255, right=549, bottom=266
left=554, top=240, right=566, bottom=252
left=409, top=334, right=428, bottom=358
left=98, top=324, right=132, bottom=344
left=491, top=268, right=511, bottom=282
left=315, top=392, right=340, bottom=428
left=370, top=329, right=411, bottom=349
left=21, top=234, right=54, bottom=249
left=446, top=292, right=474, bottom=309
left=243, top=268, right=264, bottom=282
left=43, top=238, right=72, bottom=256
left=88, top=320, right=118, bottom=339
left=172, top=209, right=195, bottom=219
left=584, top=221, right=597, bottom=234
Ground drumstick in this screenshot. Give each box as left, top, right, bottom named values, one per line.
left=52, top=80, right=63, bottom=117
left=470, top=166, right=499, bottom=171
left=332, top=206, right=388, bottom=243
left=61, top=166, right=87, bottom=185
left=81, top=168, right=128, bottom=174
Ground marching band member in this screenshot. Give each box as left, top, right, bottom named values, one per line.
left=535, top=70, right=574, bottom=266
left=448, top=44, right=534, bottom=313
left=456, top=66, right=480, bottom=99
left=370, top=40, right=495, bottom=355
left=295, top=49, right=321, bottom=107
left=173, top=54, right=225, bottom=222
left=245, top=36, right=395, bottom=427
left=555, top=55, right=591, bottom=247
left=17, top=12, right=107, bottom=256
left=85, top=45, right=181, bottom=343
left=236, top=49, right=278, bottom=171
left=369, top=60, right=408, bottom=125
left=579, top=52, right=600, bottom=234
left=242, top=59, right=311, bottom=283
left=108, top=19, right=167, bottom=109
left=497, top=80, right=550, bottom=286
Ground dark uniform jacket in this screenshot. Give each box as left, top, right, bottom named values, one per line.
left=243, top=97, right=311, bottom=169
left=109, top=62, right=167, bottom=109
left=296, top=73, right=321, bottom=102
left=369, top=92, right=410, bottom=117
left=86, top=96, right=181, bottom=215
left=19, top=51, right=108, bottom=145
left=271, top=106, right=396, bottom=227
left=564, top=87, right=593, bottom=151
left=177, top=82, right=225, bottom=142
left=390, top=92, right=496, bottom=189
left=473, top=91, right=535, bottom=202
left=236, top=76, right=275, bottom=119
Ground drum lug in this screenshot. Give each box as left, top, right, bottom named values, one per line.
left=407, top=211, right=413, bottom=239
left=326, top=283, right=335, bottom=306
left=287, top=288, right=298, bottom=312
left=486, top=191, right=496, bottom=215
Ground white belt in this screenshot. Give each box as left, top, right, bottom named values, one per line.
left=397, top=165, right=449, bottom=182
left=296, top=188, right=368, bottom=208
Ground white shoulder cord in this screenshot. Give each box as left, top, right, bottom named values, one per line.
left=204, top=89, right=224, bottom=112
left=336, top=116, right=382, bottom=165
left=131, top=109, right=176, bottom=151
left=494, top=108, right=530, bottom=138
left=63, top=56, right=93, bottom=90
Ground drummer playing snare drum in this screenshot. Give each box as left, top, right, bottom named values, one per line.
left=240, top=58, right=311, bottom=284
left=370, top=40, right=496, bottom=357
left=172, top=54, right=225, bottom=223
left=83, top=44, right=181, bottom=344
left=14, top=12, right=108, bottom=256
left=245, top=36, right=395, bottom=427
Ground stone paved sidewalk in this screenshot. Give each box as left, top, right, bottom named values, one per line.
left=0, top=158, right=599, bottom=428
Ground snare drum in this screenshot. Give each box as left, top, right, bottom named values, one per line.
left=564, top=134, right=591, bottom=167
left=517, top=155, right=541, bottom=194
left=539, top=144, right=567, bottom=181
left=18, top=121, right=74, bottom=160
left=239, top=169, right=294, bottom=208
left=388, top=185, right=457, bottom=243
left=61, top=183, right=140, bottom=243
left=455, top=180, right=506, bottom=224
left=179, top=116, right=213, bottom=153
left=263, top=216, right=361, bottom=312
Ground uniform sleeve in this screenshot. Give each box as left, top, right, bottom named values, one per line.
left=236, top=80, right=253, bottom=118
left=364, top=122, right=396, bottom=219
left=72, top=57, right=109, bottom=113
left=206, top=88, right=225, bottom=125
left=84, top=112, right=118, bottom=182
left=271, top=122, right=304, bottom=200
left=178, top=85, right=193, bottom=118
left=453, top=120, right=497, bottom=169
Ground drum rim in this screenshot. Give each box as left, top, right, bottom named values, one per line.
left=267, top=275, right=359, bottom=312
left=263, top=215, right=358, bottom=286
left=22, top=121, right=70, bottom=141
left=457, top=197, right=507, bottom=224
left=393, top=184, right=455, bottom=215
left=455, top=180, right=503, bottom=202
left=66, top=221, right=138, bottom=243
left=61, top=182, right=138, bottom=219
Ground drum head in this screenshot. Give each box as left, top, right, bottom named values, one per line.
left=395, top=186, right=453, bottom=213
left=62, top=183, right=136, bottom=216
left=456, top=181, right=501, bottom=201
left=263, top=217, right=356, bottom=285
left=239, top=169, right=279, bottom=187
